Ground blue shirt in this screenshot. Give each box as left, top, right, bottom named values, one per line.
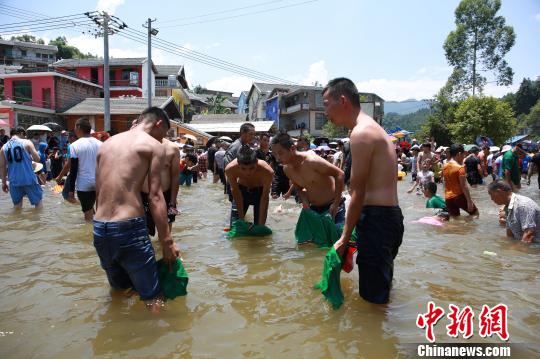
left=3, top=138, right=38, bottom=186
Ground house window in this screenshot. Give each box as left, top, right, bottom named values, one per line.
left=21, top=50, right=27, bottom=57
left=121, top=69, right=132, bottom=80
left=315, top=92, right=323, bottom=107
left=315, top=112, right=327, bottom=130
left=13, top=80, right=32, bottom=103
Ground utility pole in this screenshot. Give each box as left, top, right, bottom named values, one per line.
left=144, top=18, right=158, bottom=107
left=85, top=12, right=127, bottom=132
left=103, top=12, right=111, bottom=132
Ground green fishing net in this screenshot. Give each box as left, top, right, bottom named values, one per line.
left=295, top=208, right=339, bottom=247
left=157, top=258, right=189, bottom=300
left=314, top=247, right=344, bottom=309
left=227, top=219, right=273, bottom=238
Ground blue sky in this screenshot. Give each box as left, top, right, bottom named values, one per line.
left=1, top=0, right=539, bottom=100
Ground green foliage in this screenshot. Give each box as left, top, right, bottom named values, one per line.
left=383, top=108, right=430, bottom=134
left=48, top=36, right=95, bottom=59
left=524, top=99, right=540, bottom=137
left=11, top=35, right=44, bottom=44
left=418, top=87, right=459, bottom=146
left=208, top=94, right=230, bottom=114
left=513, top=78, right=540, bottom=115
left=322, top=121, right=348, bottom=139
left=450, top=96, right=515, bottom=145
left=193, top=85, right=206, bottom=94
left=444, top=0, right=515, bottom=97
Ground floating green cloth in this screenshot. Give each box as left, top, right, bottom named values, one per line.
left=295, top=208, right=339, bottom=247
left=227, top=219, right=273, bottom=238
left=157, top=258, right=189, bottom=300
left=314, top=247, right=344, bottom=309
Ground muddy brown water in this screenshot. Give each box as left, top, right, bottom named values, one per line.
left=0, top=176, right=539, bottom=358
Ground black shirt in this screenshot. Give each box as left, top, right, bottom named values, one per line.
left=207, top=146, right=217, bottom=170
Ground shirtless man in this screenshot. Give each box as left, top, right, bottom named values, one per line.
left=324, top=78, right=403, bottom=304
left=142, top=137, right=180, bottom=236
left=271, top=133, right=345, bottom=226
left=93, top=107, right=180, bottom=312
left=225, top=145, right=273, bottom=226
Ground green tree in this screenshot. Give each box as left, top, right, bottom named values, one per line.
left=450, top=96, right=515, bottom=145
left=11, top=35, right=44, bottom=44
left=418, top=86, right=458, bottom=145
left=193, top=85, right=206, bottom=94
left=322, top=121, right=348, bottom=138
left=382, top=108, right=430, bottom=134
left=209, top=94, right=231, bottom=114
left=524, top=99, right=540, bottom=137
left=49, top=36, right=95, bottom=59
left=444, top=0, right=515, bottom=97
left=513, top=78, right=540, bottom=115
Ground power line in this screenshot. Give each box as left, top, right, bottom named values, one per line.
left=0, top=4, right=48, bottom=18
left=0, top=21, right=97, bottom=37
left=158, top=0, right=284, bottom=23
left=159, top=0, right=318, bottom=28
left=0, top=14, right=89, bottom=29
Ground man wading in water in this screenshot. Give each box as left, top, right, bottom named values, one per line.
left=93, top=107, right=180, bottom=312
left=325, top=78, right=404, bottom=304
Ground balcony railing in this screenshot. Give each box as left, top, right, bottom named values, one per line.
left=156, top=79, right=179, bottom=87
left=282, top=103, right=309, bottom=114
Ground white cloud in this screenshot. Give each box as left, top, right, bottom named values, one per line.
left=535, top=13, right=540, bottom=21
left=205, top=75, right=253, bottom=96
left=96, top=0, right=125, bottom=14
left=356, top=78, right=446, bottom=101
left=301, top=60, right=328, bottom=86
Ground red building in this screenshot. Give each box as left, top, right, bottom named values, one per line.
left=51, top=57, right=156, bottom=98
left=0, top=71, right=102, bottom=128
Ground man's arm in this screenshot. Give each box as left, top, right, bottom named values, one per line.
left=312, top=157, right=345, bottom=218
left=169, top=148, right=180, bottom=208
left=225, top=164, right=245, bottom=220
left=458, top=171, right=476, bottom=213
left=0, top=146, right=7, bottom=193
left=258, top=171, right=272, bottom=225
left=521, top=228, right=535, bottom=243
left=148, top=145, right=179, bottom=265
left=24, top=140, right=40, bottom=162
left=334, top=130, right=373, bottom=256
left=504, top=169, right=514, bottom=191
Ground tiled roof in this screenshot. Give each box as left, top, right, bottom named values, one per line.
left=189, top=121, right=275, bottom=134
left=62, top=96, right=172, bottom=115
left=0, top=39, right=57, bottom=52
left=171, top=120, right=212, bottom=138
left=191, top=114, right=248, bottom=123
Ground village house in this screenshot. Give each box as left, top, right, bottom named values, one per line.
left=0, top=39, right=57, bottom=69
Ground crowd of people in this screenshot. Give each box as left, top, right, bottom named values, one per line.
left=1, top=77, right=539, bottom=313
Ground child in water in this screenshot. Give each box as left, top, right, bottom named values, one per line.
left=179, top=154, right=198, bottom=187
left=424, top=182, right=450, bottom=221
left=407, top=159, right=434, bottom=195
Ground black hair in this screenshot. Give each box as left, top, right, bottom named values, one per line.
left=425, top=182, right=437, bottom=194
left=237, top=144, right=257, bottom=165
left=140, top=107, right=171, bottom=129
left=322, top=77, right=360, bottom=108
left=271, top=132, right=294, bottom=149
left=422, top=143, right=432, bottom=148
left=488, top=180, right=511, bottom=192
left=482, top=145, right=490, bottom=151
left=240, top=122, right=255, bottom=134
left=186, top=153, right=198, bottom=165
left=259, top=132, right=270, bottom=140
left=75, top=117, right=92, bottom=134
left=470, top=146, right=480, bottom=154
left=13, top=126, right=26, bottom=136
left=449, top=144, right=464, bottom=158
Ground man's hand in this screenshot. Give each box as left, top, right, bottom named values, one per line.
left=161, top=237, right=180, bottom=271
left=55, top=176, right=63, bottom=184
left=333, top=235, right=348, bottom=257
left=2, top=182, right=8, bottom=193
left=283, top=191, right=291, bottom=200
left=467, top=200, right=475, bottom=214
left=271, top=193, right=279, bottom=199
left=329, top=201, right=339, bottom=219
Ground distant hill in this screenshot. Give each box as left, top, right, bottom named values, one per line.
left=382, top=108, right=430, bottom=134
left=384, top=99, right=429, bottom=115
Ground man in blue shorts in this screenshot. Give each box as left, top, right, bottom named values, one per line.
left=0, top=127, right=43, bottom=209
left=93, top=107, right=180, bottom=313
left=325, top=78, right=404, bottom=304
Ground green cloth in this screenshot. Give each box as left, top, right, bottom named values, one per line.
left=227, top=219, right=272, bottom=238
left=426, top=195, right=446, bottom=209
left=157, top=258, right=189, bottom=300
left=314, top=247, right=344, bottom=309
left=502, top=150, right=521, bottom=186
left=295, top=208, right=339, bottom=247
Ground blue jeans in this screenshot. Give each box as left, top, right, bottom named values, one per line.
left=93, top=216, right=161, bottom=300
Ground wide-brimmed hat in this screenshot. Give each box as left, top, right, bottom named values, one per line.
left=32, top=161, right=43, bottom=173
left=501, top=145, right=512, bottom=153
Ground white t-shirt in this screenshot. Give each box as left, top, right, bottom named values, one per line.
left=487, top=153, right=494, bottom=167
left=418, top=170, right=434, bottom=186
left=333, top=150, right=342, bottom=166
left=70, top=136, right=102, bottom=191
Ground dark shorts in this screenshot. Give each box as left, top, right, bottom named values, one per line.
left=487, top=166, right=493, bottom=175
left=93, top=216, right=160, bottom=301
left=466, top=172, right=482, bottom=186
left=411, top=172, right=417, bottom=182
left=309, top=197, right=346, bottom=227
left=230, top=184, right=263, bottom=226
left=445, top=193, right=478, bottom=216
left=77, top=190, right=96, bottom=213
left=355, top=205, right=404, bottom=304
left=271, top=181, right=289, bottom=197
left=141, top=190, right=175, bottom=237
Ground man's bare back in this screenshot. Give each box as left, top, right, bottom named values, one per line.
left=142, top=138, right=180, bottom=194
left=283, top=152, right=338, bottom=206
left=350, top=112, right=399, bottom=207
left=95, top=129, right=165, bottom=221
